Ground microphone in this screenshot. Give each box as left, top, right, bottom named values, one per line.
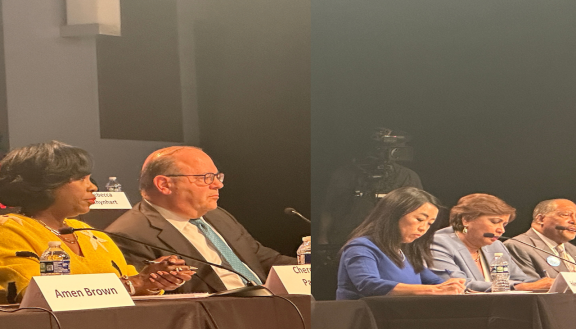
left=59, top=227, right=272, bottom=297
left=555, top=225, right=576, bottom=232
left=284, top=207, right=311, bottom=224
left=15, top=251, right=39, bottom=260
left=483, top=232, right=576, bottom=266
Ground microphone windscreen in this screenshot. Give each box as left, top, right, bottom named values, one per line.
left=284, top=207, right=296, bottom=215
left=59, top=227, right=75, bottom=235
left=7, top=282, right=16, bottom=304
left=15, top=251, right=39, bottom=259
left=483, top=233, right=495, bottom=238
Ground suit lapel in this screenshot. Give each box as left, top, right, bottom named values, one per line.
left=564, top=242, right=576, bottom=272
left=481, top=246, right=495, bottom=268
left=450, top=233, right=486, bottom=281
left=139, top=202, right=227, bottom=291
left=524, top=230, right=568, bottom=275
left=203, top=209, right=265, bottom=280
left=565, top=242, right=576, bottom=259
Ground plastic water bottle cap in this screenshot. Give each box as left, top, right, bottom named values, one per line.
left=109, top=177, right=117, bottom=180
left=48, top=241, right=62, bottom=247
left=302, top=236, right=311, bottom=242
left=494, top=253, right=503, bottom=257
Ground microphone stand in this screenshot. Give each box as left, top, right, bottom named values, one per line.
left=486, top=233, right=576, bottom=266
left=284, top=207, right=311, bottom=224
left=60, top=227, right=273, bottom=297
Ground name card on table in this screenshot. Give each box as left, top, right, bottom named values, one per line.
left=265, top=265, right=311, bottom=295
left=21, top=273, right=134, bottom=311
left=89, top=192, right=131, bottom=209
left=548, top=272, right=576, bottom=293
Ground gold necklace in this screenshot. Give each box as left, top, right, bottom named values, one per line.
left=35, top=218, right=78, bottom=244
left=473, top=250, right=481, bottom=262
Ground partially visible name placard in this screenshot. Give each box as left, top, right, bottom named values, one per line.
left=548, top=272, right=575, bottom=293
left=89, top=192, right=131, bottom=209
left=265, top=265, right=311, bottom=295
left=21, top=273, right=134, bottom=311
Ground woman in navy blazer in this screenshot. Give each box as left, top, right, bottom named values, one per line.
left=336, top=187, right=466, bottom=300
left=430, top=193, right=554, bottom=292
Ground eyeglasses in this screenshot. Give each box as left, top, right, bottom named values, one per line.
left=165, top=172, right=225, bottom=185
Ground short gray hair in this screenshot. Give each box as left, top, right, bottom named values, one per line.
left=532, top=199, right=559, bottom=222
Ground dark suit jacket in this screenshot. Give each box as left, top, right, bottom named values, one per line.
left=504, top=229, right=576, bottom=279
left=105, top=201, right=296, bottom=293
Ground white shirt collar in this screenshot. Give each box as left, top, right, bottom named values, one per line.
left=531, top=227, right=563, bottom=252
left=144, top=199, right=195, bottom=230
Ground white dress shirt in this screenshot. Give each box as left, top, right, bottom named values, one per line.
left=532, top=228, right=576, bottom=272
left=145, top=200, right=258, bottom=289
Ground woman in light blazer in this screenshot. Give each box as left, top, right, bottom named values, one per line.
left=430, top=193, right=553, bottom=292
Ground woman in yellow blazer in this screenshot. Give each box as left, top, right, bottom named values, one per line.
left=0, top=141, right=195, bottom=300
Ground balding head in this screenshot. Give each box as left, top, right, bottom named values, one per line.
left=532, top=199, right=560, bottom=223
left=139, top=146, right=223, bottom=218
left=139, top=146, right=202, bottom=195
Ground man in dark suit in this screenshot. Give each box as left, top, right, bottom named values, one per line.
left=106, top=146, right=296, bottom=293
left=505, top=199, right=576, bottom=279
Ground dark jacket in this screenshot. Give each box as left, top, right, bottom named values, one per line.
left=106, top=201, right=296, bottom=293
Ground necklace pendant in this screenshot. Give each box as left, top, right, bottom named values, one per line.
left=35, top=218, right=77, bottom=244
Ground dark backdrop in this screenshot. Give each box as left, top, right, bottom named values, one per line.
left=192, top=0, right=311, bottom=256
left=312, top=0, right=576, bottom=296
left=0, top=2, right=7, bottom=156
left=96, top=0, right=310, bottom=256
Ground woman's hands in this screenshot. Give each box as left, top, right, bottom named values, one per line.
left=433, top=278, right=466, bottom=295
left=391, top=278, right=467, bottom=295
left=128, top=255, right=196, bottom=295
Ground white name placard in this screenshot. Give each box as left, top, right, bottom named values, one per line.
left=265, top=265, right=311, bottom=295
left=89, top=192, right=132, bottom=209
left=548, top=272, right=576, bottom=293
left=21, top=273, right=135, bottom=311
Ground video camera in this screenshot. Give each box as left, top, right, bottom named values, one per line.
left=371, top=128, right=413, bottom=162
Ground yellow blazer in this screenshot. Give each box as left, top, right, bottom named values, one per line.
left=0, top=213, right=137, bottom=298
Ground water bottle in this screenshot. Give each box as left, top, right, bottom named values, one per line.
left=297, top=236, right=311, bottom=265
left=40, top=241, right=71, bottom=276
left=105, top=177, right=122, bottom=192
left=490, top=252, right=510, bottom=292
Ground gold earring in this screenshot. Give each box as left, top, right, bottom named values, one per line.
left=462, top=226, right=468, bottom=234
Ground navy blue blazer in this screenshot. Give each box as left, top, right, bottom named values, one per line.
left=337, top=237, right=443, bottom=300
left=430, top=227, right=533, bottom=291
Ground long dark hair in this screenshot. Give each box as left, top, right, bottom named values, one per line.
left=345, top=187, right=445, bottom=273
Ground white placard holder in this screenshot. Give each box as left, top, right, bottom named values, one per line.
left=265, top=265, right=311, bottom=295
left=89, top=192, right=132, bottom=210
left=21, top=273, right=134, bottom=311
left=548, top=272, right=576, bottom=293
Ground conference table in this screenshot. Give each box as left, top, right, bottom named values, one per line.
left=1, top=294, right=310, bottom=329
left=312, top=292, right=576, bottom=329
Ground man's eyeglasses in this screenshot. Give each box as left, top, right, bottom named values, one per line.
left=164, top=172, right=225, bottom=185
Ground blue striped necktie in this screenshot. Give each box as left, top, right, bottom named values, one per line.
left=189, top=218, right=262, bottom=285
